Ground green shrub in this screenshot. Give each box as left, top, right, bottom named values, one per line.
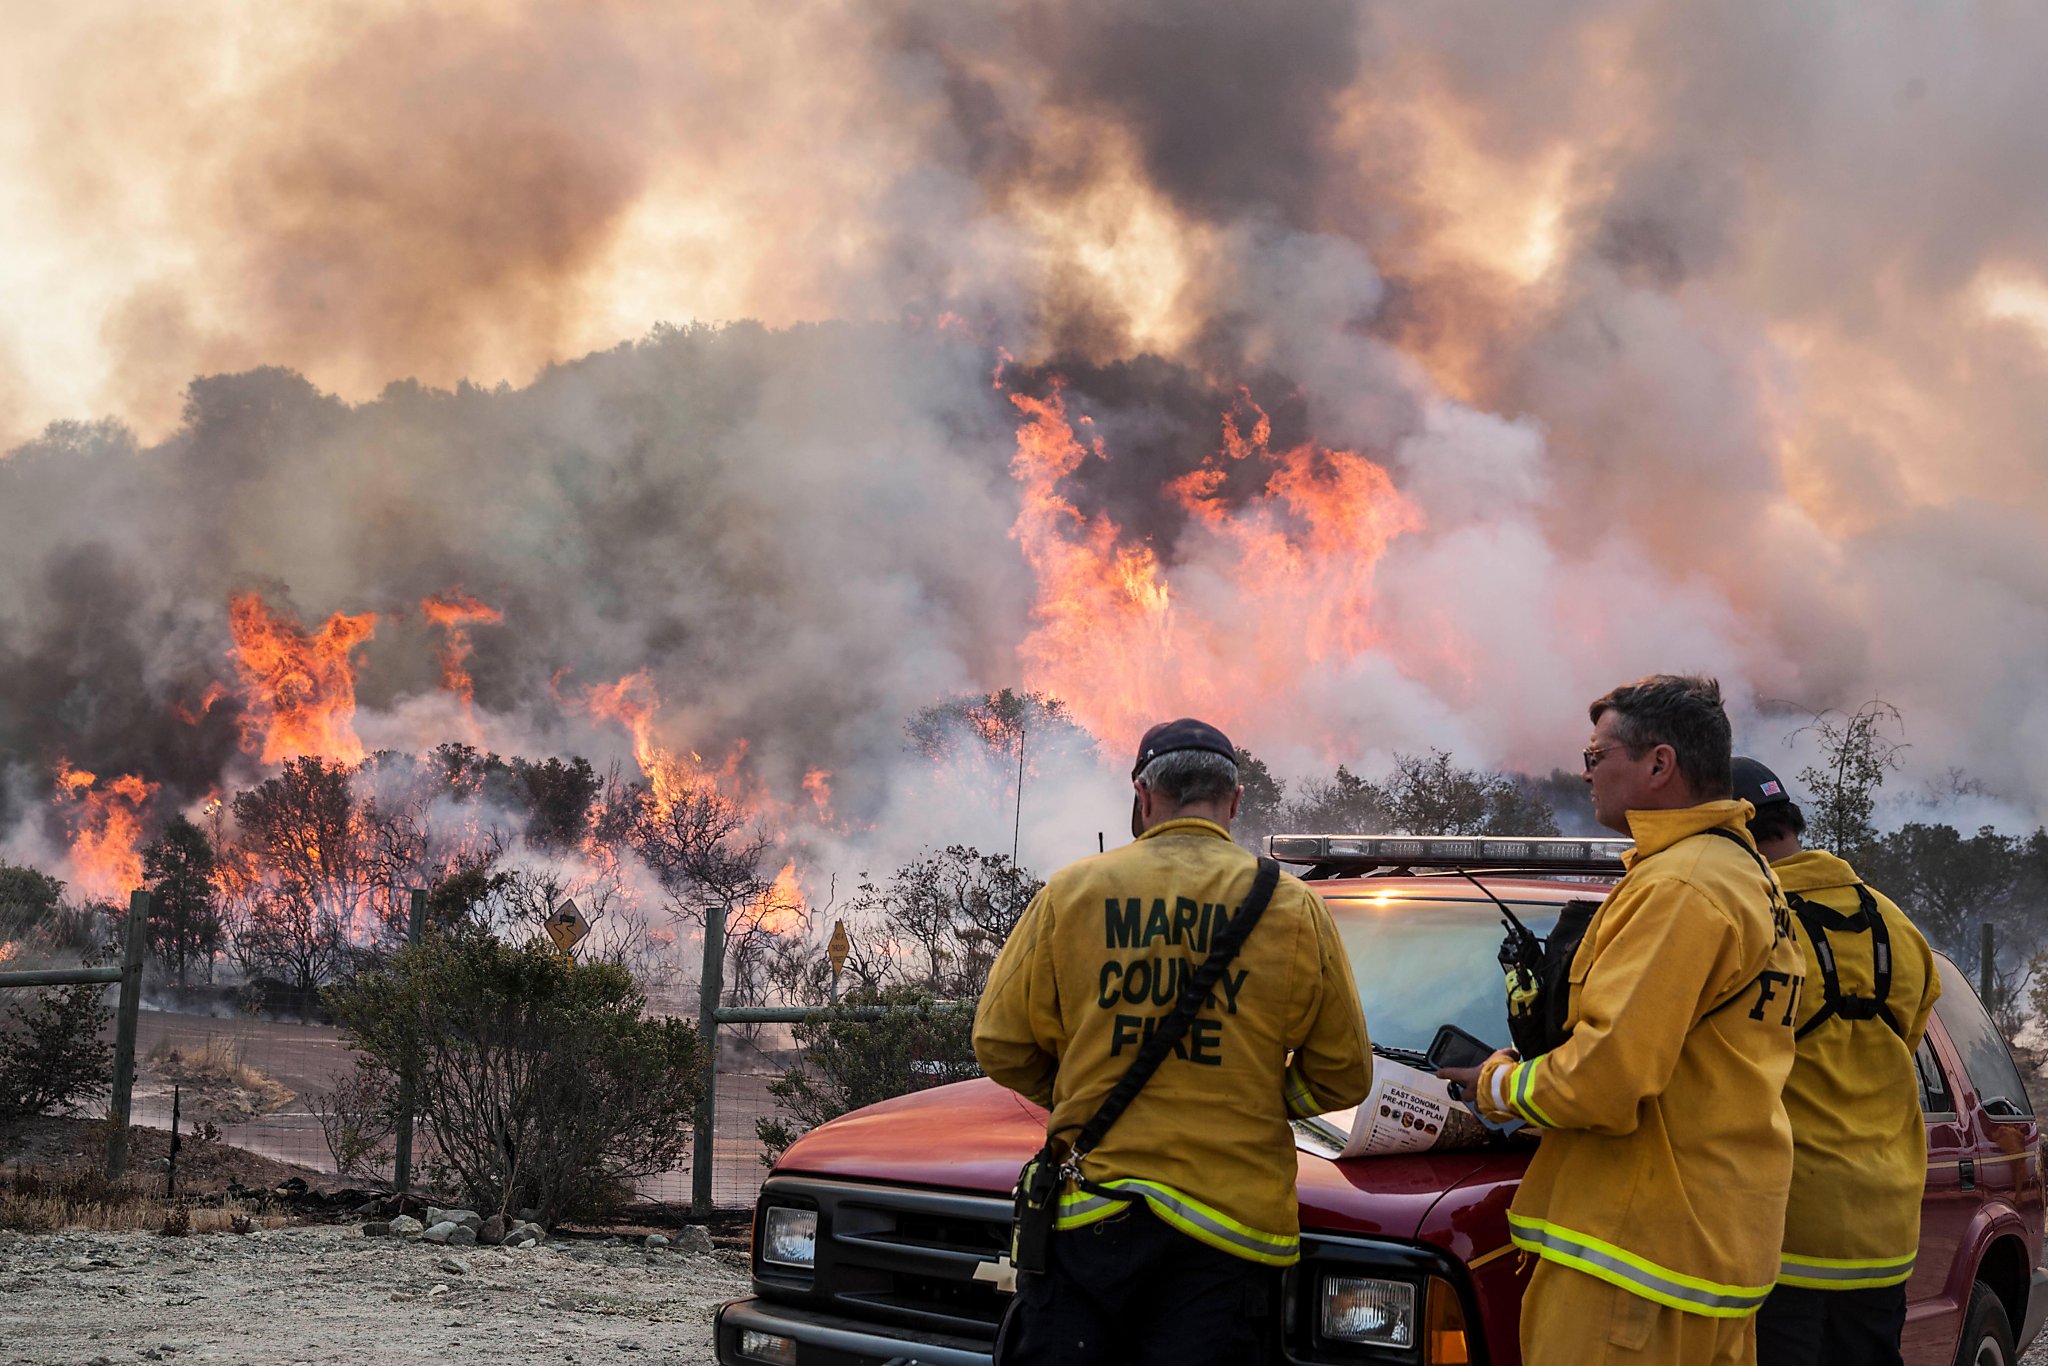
left=326, top=932, right=705, bottom=1223
left=0, top=977, right=113, bottom=1119
left=757, top=985, right=979, bottom=1165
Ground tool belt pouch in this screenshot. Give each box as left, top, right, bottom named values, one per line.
left=1010, top=1143, right=1063, bottom=1275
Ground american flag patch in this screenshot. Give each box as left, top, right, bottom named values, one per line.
left=1762, top=780, right=1782, bottom=796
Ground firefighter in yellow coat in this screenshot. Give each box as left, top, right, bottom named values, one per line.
left=975, top=718, right=1372, bottom=1366
left=1734, top=756, right=1940, bottom=1366
left=1443, top=676, right=1805, bottom=1366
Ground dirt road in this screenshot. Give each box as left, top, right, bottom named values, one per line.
left=0, top=1224, right=750, bottom=1365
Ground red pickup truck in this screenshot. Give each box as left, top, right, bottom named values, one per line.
left=716, top=835, right=2046, bottom=1366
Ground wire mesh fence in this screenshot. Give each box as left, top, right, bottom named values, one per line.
left=2, top=990, right=804, bottom=1211
left=128, top=1004, right=344, bottom=1178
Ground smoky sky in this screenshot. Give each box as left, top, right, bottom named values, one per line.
left=5, top=0, right=2048, bottom=846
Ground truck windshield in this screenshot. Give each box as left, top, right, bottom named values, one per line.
left=1323, top=893, right=1567, bottom=1056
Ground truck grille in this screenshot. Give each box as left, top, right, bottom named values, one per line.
left=754, top=1176, right=1014, bottom=1338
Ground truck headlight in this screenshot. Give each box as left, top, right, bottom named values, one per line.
left=1321, top=1274, right=1416, bottom=1349
left=760, top=1206, right=817, bottom=1269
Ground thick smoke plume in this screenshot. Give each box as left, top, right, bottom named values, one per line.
left=5, top=0, right=2048, bottom=900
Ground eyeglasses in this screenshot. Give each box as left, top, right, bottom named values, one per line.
left=1582, top=744, right=1630, bottom=772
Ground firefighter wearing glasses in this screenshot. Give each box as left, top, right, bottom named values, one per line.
left=1734, top=757, right=1940, bottom=1366
left=1442, top=676, right=1805, bottom=1366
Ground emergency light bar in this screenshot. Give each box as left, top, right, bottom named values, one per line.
left=1265, top=833, right=1630, bottom=874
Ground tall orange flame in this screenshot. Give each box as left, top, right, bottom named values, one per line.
left=1007, top=384, right=1175, bottom=749
left=52, top=761, right=158, bottom=902
left=421, top=589, right=503, bottom=706
left=1009, top=385, right=1423, bottom=750
left=756, top=859, right=806, bottom=936
left=227, top=593, right=378, bottom=764
left=579, top=671, right=820, bottom=936
left=579, top=669, right=749, bottom=818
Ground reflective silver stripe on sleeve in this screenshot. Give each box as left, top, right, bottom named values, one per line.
left=1488, top=1062, right=1511, bottom=1113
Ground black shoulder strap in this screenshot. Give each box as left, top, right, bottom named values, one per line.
left=1070, top=857, right=1281, bottom=1161
left=1788, top=883, right=1903, bottom=1040
left=1692, top=827, right=1793, bottom=1019
left=1696, top=825, right=1775, bottom=883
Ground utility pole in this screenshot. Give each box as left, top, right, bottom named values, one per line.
left=1011, top=723, right=1027, bottom=868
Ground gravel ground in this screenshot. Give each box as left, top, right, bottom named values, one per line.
left=5, top=1221, right=2039, bottom=1366
left=0, top=1224, right=751, bottom=1365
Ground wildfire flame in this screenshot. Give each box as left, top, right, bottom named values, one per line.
left=421, top=589, right=504, bottom=707
left=171, top=681, right=228, bottom=727
left=580, top=671, right=821, bottom=937
left=227, top=593, right=378, bottom=764
left=579, top=669, right=756, bottom=816
left=52, top=761, right=158, bottom=902
left=1008, top=384, right=1423, bottom=749
left=756, top=859, right=806, bottom=936
left=802, top=768, right=834, bottom=821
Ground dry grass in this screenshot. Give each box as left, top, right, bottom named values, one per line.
left=145, top=1036, right=295, bottom=1116
left=0, top=1164, right=280, bottom=1234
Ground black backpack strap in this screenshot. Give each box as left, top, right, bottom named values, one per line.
left=1790, top=883, right=1903, bottom=1040
left=1787, top=890, right=1842, bottom=1038
left=1693, top=827, right=1795, bottom=1019
left=1068, top=857, right=1281, bottom=1164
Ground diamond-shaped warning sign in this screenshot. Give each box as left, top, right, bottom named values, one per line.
left=546, top=900, right=591, bottom=954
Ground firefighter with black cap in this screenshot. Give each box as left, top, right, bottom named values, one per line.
left=1734, top=755, right=1940, bottom=1366
left=974, top=717, right=1371, bottom=1366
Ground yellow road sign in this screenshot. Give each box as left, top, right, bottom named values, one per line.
left=546, top=900, right=591, bottom=954
left=827, top=918, right=850, bottom=977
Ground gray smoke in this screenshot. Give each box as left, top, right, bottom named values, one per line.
left=3, top=0, right=2047, bottom=874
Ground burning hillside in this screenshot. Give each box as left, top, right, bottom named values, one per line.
left=4, top=0, right=2048, bottom=932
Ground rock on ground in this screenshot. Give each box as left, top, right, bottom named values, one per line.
left=0, top=1225, right=750, bottom=1364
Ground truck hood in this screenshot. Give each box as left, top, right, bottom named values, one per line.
left=774, top=1078, right=1498, bottom=1243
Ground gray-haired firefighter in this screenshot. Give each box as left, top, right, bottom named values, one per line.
left=973, top=717, right=1372, bottom=1366
left=1735, top=756, right=1941, bottom=1366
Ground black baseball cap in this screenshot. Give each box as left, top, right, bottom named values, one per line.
left=1731, top=756, right=1794, bottom=810
left=1131, top=718, right=1238, bottom=779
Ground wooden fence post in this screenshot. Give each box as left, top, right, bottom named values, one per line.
left=392, top=888, right=427, bottom=1196
left=105, top=888, right=152, bottom=1180
left=693, top=903, right=726, bottom=1218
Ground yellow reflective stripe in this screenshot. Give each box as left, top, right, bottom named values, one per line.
left=1094, top=1179, right=1300, bottom=1267
left=1776, top=1250, right=1916, bottom=1290
left=1512, top=1059, right=1558, bottom=1129
left=1283, top=1066, right=1319, bottom=1118
left=1507, top=1214, right=1773, bottom=1318
left=1055, top=1188, right=1126, bottom=1230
